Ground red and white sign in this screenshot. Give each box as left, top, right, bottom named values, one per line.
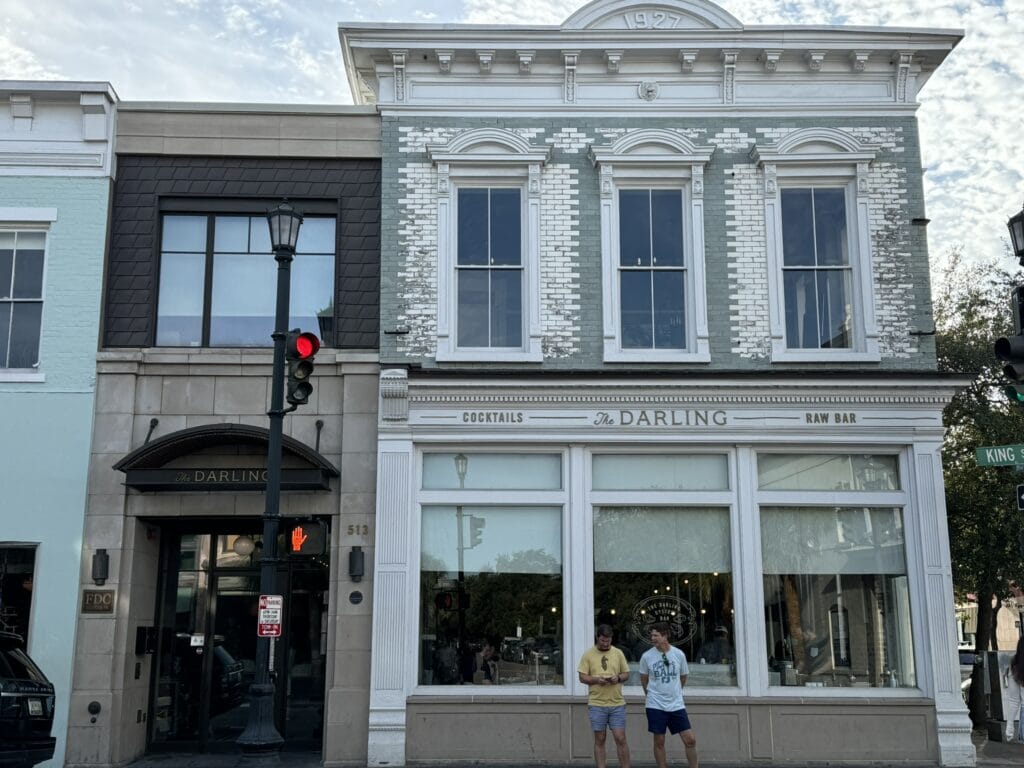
left=257, top=594, right=283, bottom=637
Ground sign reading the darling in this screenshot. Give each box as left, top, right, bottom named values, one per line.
left=630, top=595, right=698, bottom=646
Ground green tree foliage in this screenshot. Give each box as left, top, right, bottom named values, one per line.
left=935, top=249, right=1024, bottom=724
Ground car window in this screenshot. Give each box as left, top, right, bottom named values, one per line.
left=0, top=647, right=47, bottom=682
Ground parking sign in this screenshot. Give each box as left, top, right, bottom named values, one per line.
left=258, top=594, right=283, bottom=637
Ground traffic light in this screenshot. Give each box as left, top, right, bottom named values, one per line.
left=284, top=519, right=326, bottom=556
left=994, top=286, right=1024, bottom=405
left=468, top=515, right=485, bottom=548
left=285, top=329, right=320, bottom=408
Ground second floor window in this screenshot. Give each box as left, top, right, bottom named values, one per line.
left=780, top=187, right=852, bottom=350
left=618, top=189, right=686, bottom=350
left=456, top=188, right=523, bottom=349
left=0, top=231, right=45, bottom=369
left=156, top=214, right=336, bottom=347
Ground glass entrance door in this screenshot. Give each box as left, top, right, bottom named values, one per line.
left=149, top=527, right=328, bottom=752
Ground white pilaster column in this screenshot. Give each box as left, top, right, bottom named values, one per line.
left=913, top=441, right=975, bottom=766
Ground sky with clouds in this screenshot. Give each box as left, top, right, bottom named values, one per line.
left=2, top=0, right=1022, bottom=273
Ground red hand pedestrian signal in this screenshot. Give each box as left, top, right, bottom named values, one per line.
left=291, top=526, right=309, bottom=552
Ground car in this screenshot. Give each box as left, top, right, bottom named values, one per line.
left=0, top=632, right=56, bottom=768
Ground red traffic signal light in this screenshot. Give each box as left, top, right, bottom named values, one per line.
left=285, top=330, right=320, bottom=408
left=287, top=331, right=320, bottom=360
left=284, top=519, right=326, bottom=556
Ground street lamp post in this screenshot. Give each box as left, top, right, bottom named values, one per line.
left=237, top=200, right=303, bottom=757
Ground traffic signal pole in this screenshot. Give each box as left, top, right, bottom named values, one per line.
left=238, top=206, right=300, bottom=757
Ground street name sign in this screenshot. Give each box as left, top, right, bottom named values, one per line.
left=257, top=594, right=283, bottom=637
left=975, top=444, right=1024, bottom=467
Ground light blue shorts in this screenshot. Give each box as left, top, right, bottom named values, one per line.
left=589, top=704, right=627, bottom=731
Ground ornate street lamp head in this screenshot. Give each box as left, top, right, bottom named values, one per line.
left=1009, top=205, right=1024, bottom=264
left=267, top=199, right=304, bottom=253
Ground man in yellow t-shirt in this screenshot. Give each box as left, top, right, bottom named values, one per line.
left=578, top=624, right=632, bottom=768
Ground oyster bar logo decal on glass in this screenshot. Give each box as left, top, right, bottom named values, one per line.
left=630, top=595, right=697, bottom=646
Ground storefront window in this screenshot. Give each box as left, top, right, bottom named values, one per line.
left=760, top=506, right=914, bottom=688
left=423, top=452, right=561, bottom=490
left=593, top=506, right=736, bottom=687
left=0, top=547, right=35, bottom=642
left=419, top=505, right=563, bottom=686
left=592, top=453, right=728, bottom=491
left=757, top=453, right=899, bottom=491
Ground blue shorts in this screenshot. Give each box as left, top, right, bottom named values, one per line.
left=589, top=704, right=627, bottom=731
left=646, top=707, right=692, bottom=735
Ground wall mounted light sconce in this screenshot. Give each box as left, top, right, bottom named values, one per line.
left=91, top=549, right=109, bottom=586
left=349, top=546, right=365, bottom=582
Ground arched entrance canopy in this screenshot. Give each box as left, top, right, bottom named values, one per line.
left=114, top=423, right=339, bottom=492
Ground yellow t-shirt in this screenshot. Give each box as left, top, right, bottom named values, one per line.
left=578, top=645, right=629, bottom=706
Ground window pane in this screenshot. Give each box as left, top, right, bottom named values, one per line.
left=249, top=216, right=272, bottom=255
left=423, top=453, right=562, bottom=490
left=457, top=269, right=489, bottom=347
left=653, top=270, right=685, bottom=349
left=621, top=270, right=652, bottom=348
left=813, top=189, right=848, bottom=266
left=296, top=217, right=335, bottom=254
left=9, top=302, right=42, bottom=368
left=594, top=506, right=736, bottom=686
left=12, top=246, right=44, bottom=299
left=490, top=269, right=522, bottom=347
left=0, top=242, right=13, bottom=299
left=489, top=189, right=521, bottom=266
left=156, top=252, right=205, bottom=346
left=290, top=253, right=334, bottom=341
left=619, top=190, right=651, bottom=267
left=651, top=190, right=683, bottom=266
left=758, top=454, right=900, bottom=491
left=420, top=506, right=563, bottom=686
left=781, top=189, right=814, bottom=266
left=817, top=270, right=851, bottom=349
left=162, top=216, right=207, bottom=252
left=761, top=507, right=914, bottom=688
left=783, top=269, right=817, bottom=349
left=592, top=454, right=728, bottom=491
left=213, top=216, right=250, bottom=253
left=0, top=304, right=10, bottom=366
left=210, top=253, right=275, bottom=346
left=458, top=189, right=489, bottom=266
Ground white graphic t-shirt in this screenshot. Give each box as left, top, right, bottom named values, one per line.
left=639, top=645, right=689, bottom=711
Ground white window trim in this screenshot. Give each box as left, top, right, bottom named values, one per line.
left=0, top=211, right=53, bottom=381
left=428, top=129, right=550, bottom=362
left=752, top=128, right=880, bottom=363
left=590, top=130, right=714, bottom=363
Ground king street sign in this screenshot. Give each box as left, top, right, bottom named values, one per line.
left=975, top=444, right=1024, bottom=467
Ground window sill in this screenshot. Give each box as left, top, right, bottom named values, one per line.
left=771, top=350, right=881, bottom=364
left=0, top=371, right=45, bottom=383
left=604, top=349, right=711, bottom=364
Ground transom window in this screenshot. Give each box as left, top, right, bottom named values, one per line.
left=156, top=214, right=335, bottom=347
left=619, top=189, right=686, bottom=350
left=456, top=188, right=523, bottom=349
left=0, top=231, right=45, bottom=369
left=781, top=187, right=852, bottom=350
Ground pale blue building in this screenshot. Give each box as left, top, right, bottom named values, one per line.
left=0, top=81, right=117, bottom=768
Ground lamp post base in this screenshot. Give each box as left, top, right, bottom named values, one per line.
left=237, top=682, right=284, bottom=761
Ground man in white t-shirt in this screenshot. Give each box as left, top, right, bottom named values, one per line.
left=638, top=622, right=698, bottom=768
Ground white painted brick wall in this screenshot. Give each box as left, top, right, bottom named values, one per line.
left=726, top=163, right=772, bottom=360
left=540, top=162, right=581, bottom=357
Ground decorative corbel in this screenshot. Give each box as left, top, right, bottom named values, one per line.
left=856, top=162, right=870, bottom=195
left=517, top=50, right=535, bottom=73
left=679, top=50, right=698, bottom=73
left=528, top=163, right=542, bottom=198
left=893, top=51, right=915, bottom=102
left=379, top=369, right=409, bottom=422
left=764, top=163, right=778, bottom=196
left=721, top=50, right=738, bottom=104
left=389, top=50, right=407, bottom=102
left=692, top=165, right=704, bottom=199
left=10, top=94, right=32, bottom=131
left=436, top=50, right=453, bottom=73
left=437, top=162, right=450, bottom=196
left=805, top=51, right=825, bottom=72
left=849, top=51, right=870, bottom=72
left=563, top=51, right=580, bottom=104
left=605, top=50, right=623, bottom=73
left=760, top=50, right=782, bottom=73
left=600, top=165, right=614, bottom=200
left=477, top=50, right=494, bottom=72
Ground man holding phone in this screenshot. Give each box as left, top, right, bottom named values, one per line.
left=578, top=624, right=632, bottom=768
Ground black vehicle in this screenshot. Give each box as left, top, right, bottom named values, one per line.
left=0, top=632, right=56, bottom=768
